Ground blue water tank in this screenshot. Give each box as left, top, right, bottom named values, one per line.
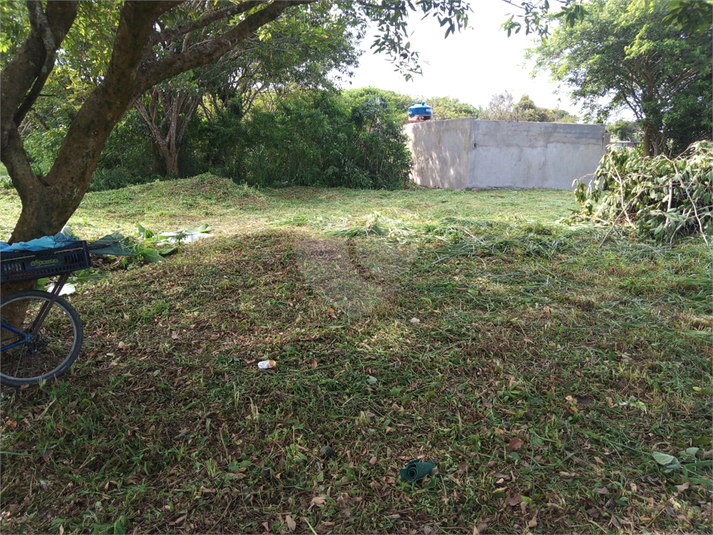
left=408, top=102, right=433, bottom=122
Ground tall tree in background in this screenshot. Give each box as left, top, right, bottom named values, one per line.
left=529, top=0, right=712, bottom=156
left=134, top=4, right=360, bottom=177
left=479, top=92, right=577, bottom=122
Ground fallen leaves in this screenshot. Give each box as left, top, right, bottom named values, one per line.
left=507, top=437, right=524, bottom=451
left=506, top=493, right=523, bottom=507
left=309, top=496, right=327, bottom=510
left=675, top=481, right=690, bottom=493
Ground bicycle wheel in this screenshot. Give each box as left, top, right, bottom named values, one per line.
left=1, top=290, right=83, bottom=387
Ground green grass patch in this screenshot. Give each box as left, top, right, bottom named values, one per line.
left=1, top=177, right=711, bottom=534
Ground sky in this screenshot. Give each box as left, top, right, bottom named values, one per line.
left=342, top=2, right=578, bottom=115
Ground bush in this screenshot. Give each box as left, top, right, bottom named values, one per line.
left=574, top=141, right=713, bottom=243
left=89, top=109, right=163, bottom=192
left=192, top=91, right=412, bottom=190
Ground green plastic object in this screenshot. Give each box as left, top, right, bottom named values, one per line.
left=399, top=459, right=435, bottom=482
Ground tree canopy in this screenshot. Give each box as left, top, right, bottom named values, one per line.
left=478, top=91, right=577, bottom=122
left=529, top=0, right=712, bottom=156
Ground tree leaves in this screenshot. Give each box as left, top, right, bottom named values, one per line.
left=574, top=141, right=713, bottom=244
left=530, top=0, right=712, bottom=153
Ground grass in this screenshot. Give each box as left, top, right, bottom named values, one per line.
left=1, top=176, right=711, bottom=534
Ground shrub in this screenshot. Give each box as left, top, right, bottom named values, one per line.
left=89, top=109, right=163, bottom=191
left=192, top=90, right=412, bottom=190
left=574, top=141, right=712, bottom=244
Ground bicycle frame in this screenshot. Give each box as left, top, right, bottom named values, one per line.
left=0, top=273, right=71, bottom=352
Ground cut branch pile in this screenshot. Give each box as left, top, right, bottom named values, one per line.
left=574, top=141, right=712, bottom=244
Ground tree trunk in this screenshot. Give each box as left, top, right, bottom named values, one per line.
left=135, top=89, right=201, bottom=178
left=2, top=0, right=303, bottom=245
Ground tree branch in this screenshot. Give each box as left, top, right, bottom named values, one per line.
left=149, top=1, right=266, bottom=46
left=1, top=1, right=77, bottom=155
left=138, top=0, right=310, bottom=92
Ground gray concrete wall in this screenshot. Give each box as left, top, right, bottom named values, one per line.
left=404, top=119, right=609, bottom=190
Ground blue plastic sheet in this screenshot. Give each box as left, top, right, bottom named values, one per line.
left=0, top=233, right=78, bottom=253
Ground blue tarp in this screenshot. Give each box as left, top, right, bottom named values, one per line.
left=0, top=233, right=78, bottom=253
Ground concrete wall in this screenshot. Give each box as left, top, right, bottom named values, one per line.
left=404, top=119, right=609, bottom=190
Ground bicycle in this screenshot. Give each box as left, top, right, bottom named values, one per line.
left=1, top=241, right=92, bottom=387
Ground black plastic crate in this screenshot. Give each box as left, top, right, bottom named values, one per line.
left=1, top=241, right=91, bottom=283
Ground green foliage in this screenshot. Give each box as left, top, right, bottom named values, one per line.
left=117, top=224, right=212, bottom=266
left=0, top=163, right=10, bottom=189
left=0, top=2, right=28, bottom=61
left=427, top=96, right=481, bottom=120
left=191, top=90, right=412, bottom=190
left=90, top=110, right=164, bottom=191
left=574, top=141, right=713, bottom=243
left=342, top=88, right=479, bottom=122
left=481, top=92, right=577, bottom=122
left=607, top=120, right=640, bottom=142
left=662, top=0, right=713, bottom=34
left=341, top=87, right=414, bottom=124
left=501, top=0, right=586, bottom=37
left=530, top=0, right=712, bottom=156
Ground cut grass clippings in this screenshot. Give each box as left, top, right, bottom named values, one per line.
left=1, top=176, right=711, bottom=534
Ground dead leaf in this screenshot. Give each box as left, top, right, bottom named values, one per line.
left=675, top=481, right=690, bottom=493
left=506, top=493, right=522, bottom=507
left=286, top=515, right=296, bottom=532
left=507, top=437, right=524, bottom=451
left=59, top=525, right=64, bottom=535
left=310, top=496, right=327, bottom=509
left=311, top=359, right=318, bottom=369
left=169, top=515, right=187, bottom=526
left=369, top=455, right=377, bottom=465
left=594, top=487, right=609, bottom=495
left=528, top=515, right=538, bottom=528
left=594, top=456, right=605, bottom=465
left=200, top=486, right=215, bottom=494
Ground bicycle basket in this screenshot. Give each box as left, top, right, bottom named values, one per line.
left=1, top=241, right=91, bottom=283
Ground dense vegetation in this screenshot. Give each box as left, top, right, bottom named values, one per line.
left=88, top=88, right=417, bottom=191
left=575, top=141, right=713, bottom=244
left=530, top=0, right=712, bottom=157
left=20, top=86, right=580, bottom=194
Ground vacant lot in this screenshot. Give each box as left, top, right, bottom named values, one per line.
left=1, top=176, right=711, bottom=534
